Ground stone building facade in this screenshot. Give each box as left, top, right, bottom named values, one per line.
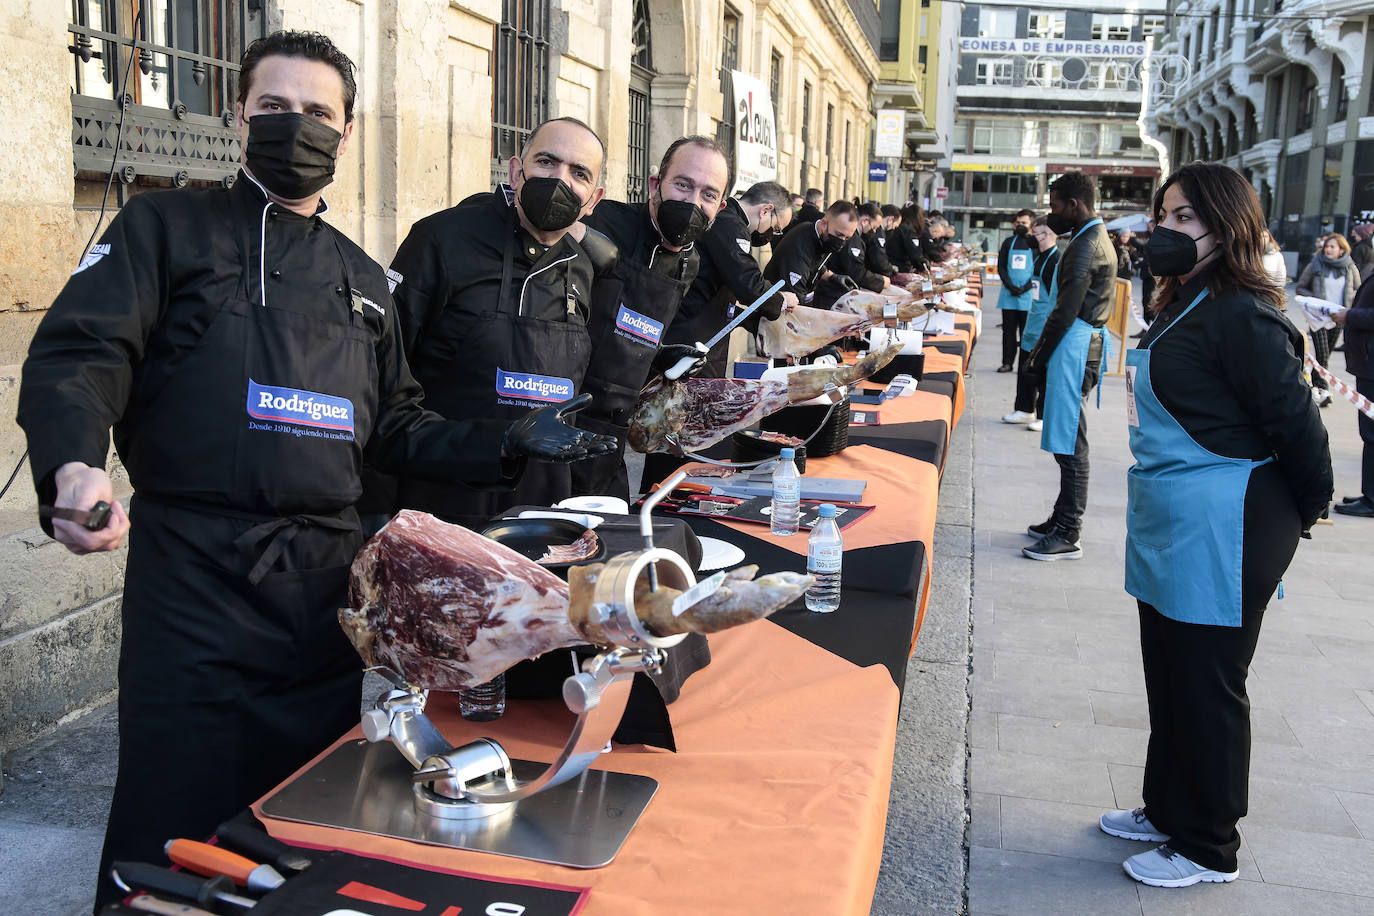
left=0, top=0, right=878, bottom=751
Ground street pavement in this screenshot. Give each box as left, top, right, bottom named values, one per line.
left=964, top=302, right=1374, bottom=915
left=4, top=293, right=1373, bottom=915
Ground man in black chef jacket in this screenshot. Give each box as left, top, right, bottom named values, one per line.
left=374, top=116, right=626, bottom=527
left=15, top=32, right=611, bottom=911
left=795, top=188, right=825, bottom=224
left=574, top=135, right=734, bottom=499
left=833, top=203, right=892, bottom=293
left=764, top=199, right=859, bottom=306
left=859, top=202, right=898, bottom=281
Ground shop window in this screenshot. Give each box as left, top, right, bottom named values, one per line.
left=68, top=0, right=266, bottom=186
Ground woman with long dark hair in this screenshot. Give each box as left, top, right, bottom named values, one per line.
left=1099, top=162, right=1332, bottom=887
left=1296, top=232, right=1361, bottom=406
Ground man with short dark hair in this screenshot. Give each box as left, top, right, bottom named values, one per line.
left=796, top=187, right=825, bottom=224
left=996, top=208, right=1038, bottom=371
left=17, top=31, right=610, bottom=910
left=577, top=135, right=733, bottom=496
left=857, top=201, right=897, bottom=280
left=833, top=202, right=891, bottom=292
left=765, top=199, right=858, bottom=305
left=1022, top=171, right=1115, bottom=561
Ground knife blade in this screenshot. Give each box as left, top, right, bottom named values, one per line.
left=112, top=862, right=256, bottom=911
left=663, top=279, right=786, bottom=380
left=126, top=893, right=219, bottom=916
left=39, top=500, right=112, bottom=530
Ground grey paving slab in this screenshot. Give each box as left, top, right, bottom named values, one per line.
left=1089, top=688, right=1150, bottom=729
left=1241, top=824, right=1374, bottom=898
left=1137, top=878, right=1374, bottom=915
left=1243, top=775, right=1362, bottom=838
left=996, top=713, right=1150, bottom=765
left=998, top=795, right=1196, bottom=868
left=970, top=747, right=1116, bottom=808
left=970, top=791, right=1001, bottom=848
left=1107, top=762, right=1146, bottom=809
left=968, top=845, right=1145, bottom=916
left=0, top=821, right=103, bottom=916
left=1336, top=790, right=1374, bottom=840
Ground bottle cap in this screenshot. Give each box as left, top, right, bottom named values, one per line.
left=779, top=447, right=796, bottom=459
left=818, top=503, right=837, bottom=518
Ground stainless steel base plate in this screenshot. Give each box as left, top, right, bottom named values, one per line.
left=260, top=739, right=657, bottom=868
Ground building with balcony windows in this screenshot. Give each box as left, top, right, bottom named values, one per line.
left=871, top=0, right=959, bottom=206
left=945, top=1, right=1167, bottom=252
left=1145, top=0, right=1374, bottom=263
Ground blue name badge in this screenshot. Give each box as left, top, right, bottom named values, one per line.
left=495, top=368, right=576, bottom=403
left=247, top=379, right=355, bottom=434
left=614, top=304, right=664, bottom=346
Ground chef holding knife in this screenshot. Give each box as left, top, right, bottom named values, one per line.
left=16, top=32, right=611, bottom=913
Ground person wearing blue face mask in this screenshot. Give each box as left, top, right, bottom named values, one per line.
left=1098, top=162, right=1331, bottom=889
left=17, top=32, right=612, bottom=911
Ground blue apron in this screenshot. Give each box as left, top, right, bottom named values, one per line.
left=1123, top=290, right=1271, bottom=627
left=1040, top=219, right=1107, bottom=455
left=1021, top=248, right=1058, bottom=352
left=996, top=235, right=1034, bottom=311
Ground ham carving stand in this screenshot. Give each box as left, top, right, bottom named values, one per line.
left=261, top=477, right=697, bottom=868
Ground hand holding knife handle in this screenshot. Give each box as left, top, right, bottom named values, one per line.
left=111, top=862, right=256, bottom=911
left=165, top=838, right=286, bottom=893
left=215, top=821, right=312, bottom=874
left=39, top=499, right=112, bottom=530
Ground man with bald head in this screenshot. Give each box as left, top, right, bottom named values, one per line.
left=367, top=116, right=621, bottom=525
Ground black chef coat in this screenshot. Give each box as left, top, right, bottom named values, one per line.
left=832, top=230, right=886, bottom=292
left=670, top=197, right=785, bottom=377
left=863, top=227, right=896, bottom=277
left=887, top=223, right=927, bottom=273
left=764, top=220, right=835, bottom=302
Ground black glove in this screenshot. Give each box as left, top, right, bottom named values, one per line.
left=1024, top=343, right=1043, bottom=374
left=758, top=291, right=786, bottom=323
left=501, top=393, right=617, bottom=462
left=652, top=342, right=710, bottom=380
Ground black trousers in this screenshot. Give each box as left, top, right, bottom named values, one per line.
left=1013, top=350, right=1045, bottom=416
left=1051, top=406, right=1089, bottom=536
left=1000, top=310, right=1028, bottom=366
left=94, top=499, right=362, bottom=911
left=1360, top=376, right=1374, bottom=498
left=1309, top=326, right=1341, bottom=389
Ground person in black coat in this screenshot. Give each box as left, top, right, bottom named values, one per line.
left=794, top=187, right=824, bottom=225
left=858, top=201, right=897, bottom=280
left=1333, top=271, right=1374, bottom=515
left=763, top=199, right=858, bottom=305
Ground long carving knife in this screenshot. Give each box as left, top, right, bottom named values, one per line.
left=663, top=279, right=786, bottom=379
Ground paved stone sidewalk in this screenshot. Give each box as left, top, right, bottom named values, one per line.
left=966, top=315, right=1374, bottom=915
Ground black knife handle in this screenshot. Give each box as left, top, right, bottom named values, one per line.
left=215, top=821, right=312, bottom=873
left=111, top=862, right=229, bottom=908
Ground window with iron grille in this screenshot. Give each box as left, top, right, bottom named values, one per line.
left=721, top=9, right=740, bottom=72
left=492, top=0, right=552, bottom=184
left=627, top=0, right=653, bottom=202
left=800, top=80, right=812, bottom=191
left=825, top=103, right=834, bottom=200
left=68, top=0, right=266, bottom=187
left=717, top=7, right=740, bottom=169
left=1294, top=67, right=1316, bottom=134
left=769, top=50, right=783, bottom=129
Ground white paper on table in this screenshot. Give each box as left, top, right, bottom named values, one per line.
left=1295, top=295, right=1341, bottom=331
left=925, top=310, right=958, bottom=336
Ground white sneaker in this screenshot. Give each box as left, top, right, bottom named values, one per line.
left=1002, top=410, right=1034, bottom=424
left=1123, top=845, right=1238, bottom=888
left=1027, top=418, right=1043, bottom=431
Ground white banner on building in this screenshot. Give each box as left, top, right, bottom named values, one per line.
left=874, top=109, right=904, bottom=158
left=730, top=70, right=778, bottom=196
left=958, top=38, right=1147, bottom=58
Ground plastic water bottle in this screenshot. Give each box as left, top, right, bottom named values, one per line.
left=459, top=673, right=506, bottom=721
left=771, top=447, right=801, bottom=536
left=806, top=503, right=843, bottom=613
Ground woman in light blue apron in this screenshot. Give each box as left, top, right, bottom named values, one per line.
left=1004, top=216, right=1061, bottom=427
left=995, top=209, right=1037, bottom=371
left=1096, top=163, right=1333, bottom=889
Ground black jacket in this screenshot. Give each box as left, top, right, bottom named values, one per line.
left=1032, top=217, right=1116, bottom=362
left=832, top=231, right=886, bottom=292
left=1345, top=273, right=1374, bottom=378
left=764, top=220, right=835, bottom=300
left=671, top=197, right=784, bottom=359
left=582, top=200, right=699, bottom=287
left=1142, top=271, right=1332, bottom=529
left=18, top=172, right=513, bottom=527
left=863, top=227, right=896, bottom=277
left=886, top=224, right=927, bottom=273
left=795, top=202, right=823, bottom=225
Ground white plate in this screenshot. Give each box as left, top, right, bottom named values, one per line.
left=695, top=536, right=746, bottom=571
left=517, top=510, right=605, bottom=529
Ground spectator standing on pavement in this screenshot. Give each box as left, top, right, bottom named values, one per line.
left=1296, top=233, right=1361, bottom=407
left=995, top=209, right=1037, bottom=372
left=1260, top=229, right=1288, bottom=296
left=1003, top=216, right=1059, bottom=429
left=1332, top=271, right=1374, bottom=517
left=795, top=188, right=824, bottom=224
left=1100, top=162, right=1332, bottom=889
left=1022, top=172, right=1114, bottom=561
left=1350, top=221, right=1373, bottom=282
left=1132, top=221, right=1156, bottom=323
left=1114, top=230, right=1134, bottom=280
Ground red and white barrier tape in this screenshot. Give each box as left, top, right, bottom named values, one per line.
left=1305, top=355, right=1374, bottom=420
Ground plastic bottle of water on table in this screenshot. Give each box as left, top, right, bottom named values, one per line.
left=770, top=448, right=801, bottom=536
left=806, top=503, right=843, bottom=613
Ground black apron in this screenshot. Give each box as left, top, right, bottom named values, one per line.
left=572, top=246, right=691, bottom=500
left=96, top=211, right=376, bottom=910
left=398, top=206, right=593, bottom=525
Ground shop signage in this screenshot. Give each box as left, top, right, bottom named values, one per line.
left=1046, top=162, right=1160, bottom=177
left=869, top=162, right=889, bottom=182
left=935, top=186, right=949, bottom=199
left=875, top=109, right=905, bottom=158
left=957, top=38, right=1147, bottom=58
left=729, top=70, right=778, bottom=196
left=950, top=161, right=1038, bottom=173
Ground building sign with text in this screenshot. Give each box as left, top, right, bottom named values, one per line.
left=874, top=109, right=905, bottom=158
left=729, top=70, right=778, bottom=196
left=958, top=38, right=1147, bottom=58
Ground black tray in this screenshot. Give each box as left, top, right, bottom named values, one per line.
left=479, top=517, right=606, bottom=571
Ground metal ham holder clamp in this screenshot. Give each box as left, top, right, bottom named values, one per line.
left=260, top=475, right=696, bottom=868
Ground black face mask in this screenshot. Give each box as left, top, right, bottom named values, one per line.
left=245, top=113, right=341, bottom=199
left=518, top=175, right=585, bottom=232
left=1013, top=224, right=1030, bottom=236
left=821, top=231, right=847, bottom=254
left=1045, top=211, right=1076, bottom=235
left=750, top=230, right=773, bottom=248
left=655, top=196, right=711, bottom=247
left=1147, top=225, right=1213, bottom=277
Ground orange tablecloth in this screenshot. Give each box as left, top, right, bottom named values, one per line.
left=257, top=621, right=900, bottom=916
left=920, top=350, right=967, bottom=425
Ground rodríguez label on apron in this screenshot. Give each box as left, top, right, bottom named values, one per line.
left=1011, top=252, right=1028, bottom=270
left=494, top=367, right=576, bottom=407
left=247, top=379, right=355, bottom=441
left=614, top=303, right=665, bottom=347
